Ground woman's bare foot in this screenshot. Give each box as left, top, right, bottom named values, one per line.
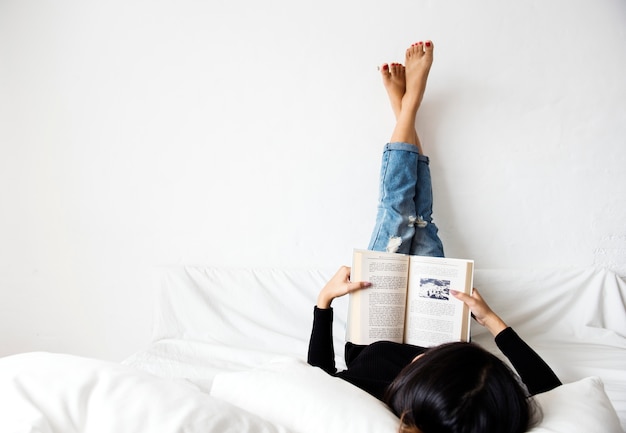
left=402, top=41, right=434, bottom=113
left=380, top=62, right=406, bottom=119
left=387, top=41, right=434, bottom=151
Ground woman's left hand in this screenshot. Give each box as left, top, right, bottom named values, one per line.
left=317, top=266, right=371, bottom=309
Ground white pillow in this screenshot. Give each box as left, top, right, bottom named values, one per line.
left=211, top=357, right=400, bottom=433
left=0, top=352, right=292, bottom=433
left=210, top=358, right=623, bottom=433
left=529, top=376, right=622, bottom=433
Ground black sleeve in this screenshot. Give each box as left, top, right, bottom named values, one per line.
left=495, top=327, right=562, bottom=395
left=306, top=306, right=337, bottom=375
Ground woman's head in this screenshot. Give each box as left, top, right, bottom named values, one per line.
left=384, top=342, right=537, bottom=433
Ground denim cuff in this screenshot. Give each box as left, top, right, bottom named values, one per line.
left=385, top=142, right=430, bottom=163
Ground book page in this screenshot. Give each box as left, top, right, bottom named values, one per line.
left=404, top=256, right=473, bottom=347
left=346, top=250, right=409, bottom=345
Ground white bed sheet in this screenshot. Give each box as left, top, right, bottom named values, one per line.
left=0, top=265, right=623, bottom=432
left=123, top=265, right=626, bottom=430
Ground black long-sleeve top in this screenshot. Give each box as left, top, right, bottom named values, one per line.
left=307, top=306, right=562, bottom=401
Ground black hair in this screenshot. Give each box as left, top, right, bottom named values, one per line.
left=384, top=342, right=539, bottom=433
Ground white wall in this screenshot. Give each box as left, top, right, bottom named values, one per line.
left=1, top=0, right=625, bottom=361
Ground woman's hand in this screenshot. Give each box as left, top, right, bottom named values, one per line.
left=451, top=288, right=508, bottom=337
left=317, top=266, right=371, bottom=309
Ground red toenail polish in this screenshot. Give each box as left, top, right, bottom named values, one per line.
left=418, top=41, right=423, bottom=45
left=425, top=41, right=431, bottom=47
left=383, top=64, right=388, bottom=70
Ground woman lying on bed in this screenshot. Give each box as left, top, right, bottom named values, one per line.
left=308, top=41, right=562, bottom=433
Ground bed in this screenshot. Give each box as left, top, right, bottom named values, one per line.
left=1, top=266, right=624, bottom=432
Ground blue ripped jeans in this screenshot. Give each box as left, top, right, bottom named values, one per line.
left=368, top=142, right=445, bottom=257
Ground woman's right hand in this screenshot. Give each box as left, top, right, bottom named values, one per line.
left=317, top=266, right=371, bottom=309
left=451, top=288, right=508, bottom=337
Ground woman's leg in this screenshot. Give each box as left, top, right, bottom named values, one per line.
left=368, top=42, right=443, bottom=257
left=389, top=42, right=432, bottom=150
left=410, top=156, right=444, bottom=257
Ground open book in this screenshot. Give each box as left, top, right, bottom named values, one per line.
left=346, top=249, right=474, bottom=347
